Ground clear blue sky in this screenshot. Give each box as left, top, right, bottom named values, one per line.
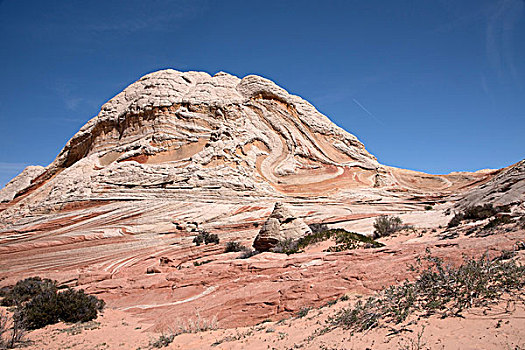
left=1, top=0, right=524, bottom=187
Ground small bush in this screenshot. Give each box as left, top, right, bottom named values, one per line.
left=483, top=215, right=513, bottom=229
left=238, top=248, right=259, bottom=259
left=373, top=216, right=403, bottom=239
left=308, top=223, right=329, bottom=234
left=224, top=241, right=246, bottom=253
left=193, top=230, right=219, bottom=246
left=150, top=333, right=175, bottom=348
left=295, top=307, right=311, bottom=318
left=57, top=289, right=105, bottom=324
left=424, top=205, right=433, bottom=211
left=21, top=289, right=60, bottom=330
left=193, top=260, right=212, bottom=266
left=271, top=238, right=299, bottom=254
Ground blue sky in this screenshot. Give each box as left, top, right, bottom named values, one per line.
left=0, top=0, right=524, bottom=187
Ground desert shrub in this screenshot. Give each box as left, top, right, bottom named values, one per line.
left=295, top=307, right=311, bottom=318
left=150, top=333, right=175, bottom=348
left=0, top=310, right=25, bottom=349
left=0, top=277, right=58, bottom=307
left=20, top=289, right=60, bottom=330
left=308, top=223, right=329, bottom=234
left=327, top=230, right=384, bottom=252
left=238, top=248, right=259, bottom=259
left=193, top=230, right=219, bottom=246
left=373, top=216, right=403, bottom=239
left=271, top=238, right=299, bottom=254
left=331, top=251, right=525, bottom=332
left=56, top=289, right=105, bottom=324
left=424, top=205, right=433, bottom=211
left=21, top=287, right=105, bottom=330
left=483, top=214, right=513, bottom=229
left=224, top=241, right=246, bottom=253
left=193, top=260, right=212, bottom=266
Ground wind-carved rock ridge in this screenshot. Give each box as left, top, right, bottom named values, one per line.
left=0, top=70, right=387, bottom=213
left=0, top=69, right=505, bottom=228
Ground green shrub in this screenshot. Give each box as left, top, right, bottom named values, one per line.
left=0, top=277, right=57, bottom=307
left=373, top=216, right=403, bottom=239
left=424, top=205, right=433, bottom=211
left=56, top=289, right=105, bottom=324
left=224, top=241, right=245, bottom=253
left=21, top=289, right=60, bottom=330
left=238, top=248, right=259, bottom=259
left=193, top=230, right=219, bottom=246
left=0, top=277, right=105, bottom=330
left=21, top=287, right=105, bottom=330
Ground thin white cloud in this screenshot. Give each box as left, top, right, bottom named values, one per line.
left=486, top=0, right=524, bottom=87
left=0, top=162, right=28, bottom=171
left=352, top=98, right=385, bottom=126
left=54, top=81, right=84, bottom=111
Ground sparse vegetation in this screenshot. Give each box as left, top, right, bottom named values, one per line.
left=224, top=241, right=246, bottom=253
left=151, top=312, right=218, bottom=347
left=424, top=205, right=433, bottom=211
left=193, top=230, right=219, bottom=246
left=295, top=307, right=311, bottom=318
left=0, top=310, right=25, bottom=349
left=324, top=229, right=384, bottom=252
left=193, top=260, right=213, bottom=266
left=271, top=228, right=384, bottom=255
left=271, top=238, right=299, bottom=254
left=308, top=223, right=329, bottom=234
left=330, top=250, right=525, bottom=332
left=237, top=248, right=259, bottom=259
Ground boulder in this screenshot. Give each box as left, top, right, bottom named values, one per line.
left=253, top=202, right=311, bottom=251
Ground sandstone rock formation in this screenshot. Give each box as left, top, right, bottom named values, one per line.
left=0, top=69, right=522, bottom=333
left=253, top=202, right=311, bottom=251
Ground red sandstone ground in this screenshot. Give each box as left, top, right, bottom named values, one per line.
left=2, top=224, right=523, bottom=349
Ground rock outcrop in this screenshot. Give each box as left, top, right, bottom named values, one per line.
left=455, top=159, right=525, bottom=212
left=0, top=165, right=45, bottom=203
left=253, top=202, right=311, bottom=251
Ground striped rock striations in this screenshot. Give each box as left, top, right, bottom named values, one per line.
left=1, top=69, right=521, bottom=329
